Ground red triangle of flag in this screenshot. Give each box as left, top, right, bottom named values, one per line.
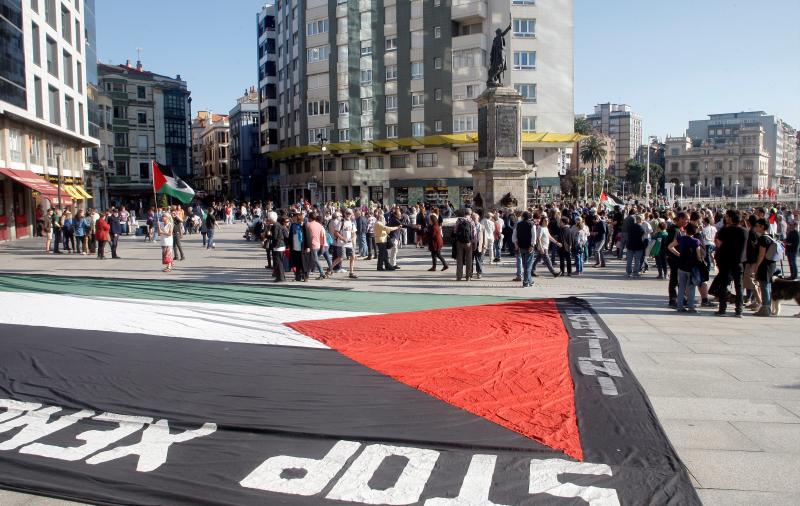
left=287, top=299, right=583, bottom=460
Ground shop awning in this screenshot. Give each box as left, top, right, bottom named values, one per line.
left=0, top=168, right=72, bottom=205
left=63, top=185, right=83, bottom=200
left=74, top=185, right=93, bottom=199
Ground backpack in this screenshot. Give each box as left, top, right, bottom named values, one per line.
left=765, top=237, right=784, bottom=262
left=455, top=219, right=473, bottom=243
left=649, top=236, right=662, bottom=257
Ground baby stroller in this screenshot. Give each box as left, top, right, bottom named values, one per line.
left=244, top=218, right=264, bottom=241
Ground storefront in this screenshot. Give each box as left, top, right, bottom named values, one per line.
left=0, top=168, right=71, bottom=241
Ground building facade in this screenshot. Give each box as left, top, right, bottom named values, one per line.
left=664, top=126, right=770, bottom=198
left=229, top=88, right=263, bottom=200
left=195, top=113, right=230, bottom=199
left=1, top=0, right=98, bottom=241
left=585, top=103, right=642, bottom=177
left=687, top=111, right=796, bottom=193
left=256, top=3, right=279, bottom=201
left=97, top=62, right=191, bottom=207
left=258, top=0, right=578, bottom=207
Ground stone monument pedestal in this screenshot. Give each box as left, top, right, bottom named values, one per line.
left=469, top=86, right=531, bottom=210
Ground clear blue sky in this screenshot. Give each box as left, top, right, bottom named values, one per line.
left=97, top=0, right=800, bottom=137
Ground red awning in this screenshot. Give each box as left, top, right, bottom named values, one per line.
left=0, top=168, right=72, bottom=205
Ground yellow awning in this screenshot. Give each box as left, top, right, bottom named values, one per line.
left=63, top=185, right=83, bottom=200
left=74, top=185, right=93, bottom=199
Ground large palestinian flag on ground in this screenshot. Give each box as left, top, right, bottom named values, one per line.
left=0, top=275, right=699, bottom=505
left=153, top=161, right=195, bottom=204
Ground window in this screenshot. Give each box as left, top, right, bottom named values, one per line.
left=513, top=51, right=536, bottom=70
left=31, top=22, right=40, bottom=65
left=390, top=154, right=409, bottom=168
left=29, top=135, right=40, bottom=164
left=385, top=95, right=398, bottom=111
left=434, top=26, right=441, bottom=38
left=452, top=49, right=485, bottom=69
left=522, top=116, right=536, bottom=132
left=78, top=103, right=84, bottom=134
left=62, top=51, right=73, bottom=87
left=514, top=83, right=536, bottom=102
left=31, top=0, right=38, bottom=13
left=513, top=0, right=536, bottom=4
left=342, top=157, right=360, bottom=170
left=307, top=127, right=329, bottom=143
left=361, top=98, right=375, bottom=114
left=458, top=151, right=477, bottom=166
left=361, top=126, right=373, bottom=140
left=45, top=0, right=56, bottom=28
left=453, top=114, right=477, bottom=133
left=411, top=92, right=424, bottom=108
left=46, top=36, right=58, bottom=76
left=306, top=18, right=328, bottom=36
left=76, top=61, right=82, bottom=92
left=34, top=77, right=43, bottom=118
left=306, top=45, right=330, bottom=63
left=74, top=19, right=81, bottom=53
left=137, top=135, right=148, bottom=150
left=338, top=101, right=349, bottom=116
left=8, top=129, right=21, bottom=162
left=307, top=99, right=330, bottom=116
left=412, top=122, right=425, bottom=137
left=60, top=5, right=71, bottom=43
left=385, top=64, right=398, bottom=80
left=360, top=69, right=372, bottom=84
left=435, top=120, right=442, bottom=132
left=137, top=86, right=146, bottom=99
left=338, top=129, right=350, bottom=141
left=671, top=162, right=679, bottom=172
left=367, top=156, right=383, bottom=169
left=434, top=88, right=442, bottom=101
left=385, top=37, right=397, bottom=51
left=48, top=86, right=60, bottom=125
left=138, top=111, right=147, bottom=124
left=411, top=62, right=424, bottom=79
left=114, top=132, right=128, bottom=147
left=670, top=148, right=679, bottom=156
left=417, top=152, right=438, bottom=167
left=116, top=160, right=128, bottom=176
left=434, top=57, right=442, bottom=69
left=137, top=162, right=149, bottom=179
left=113, top=105, right=126, bottom=119
left=513, top=18, right=536, bottom=38
left=386, top=124, right=398, bottom=138
left=523, top=150, right=535, bottom=164
left=360, top=41, right=372, bottom=55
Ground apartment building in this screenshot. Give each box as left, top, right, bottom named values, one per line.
left=0, top=0, right=98, bottom=241
left=229, top=88, right=263, bottom=199
left=687, top=111, right=796, bottom=192
left=585, top=103, right=642, bottom=176
left=195, top=113, right=230, bottom=198
left=664, top=126, right=770, bottom=198
left=258, top=0, right=578, bottom=207
left=256, top=3, right=279, bottom=200
left=98, top=62, right=191, bottom=207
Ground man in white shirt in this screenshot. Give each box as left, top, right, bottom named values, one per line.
left=532, top=215, right=562, bottom=278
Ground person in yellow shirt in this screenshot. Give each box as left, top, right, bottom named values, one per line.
left=373, top=211, right=400, bottom=271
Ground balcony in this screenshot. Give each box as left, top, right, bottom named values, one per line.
left=451, top=0, right=487, bottom=23
left=452, top=33, right=486, bottom=52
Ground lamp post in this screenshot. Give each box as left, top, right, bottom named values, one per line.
left=735, top=180, right=740, bottom=209
left=645, top=135, right=657, bottom=202
left=721, top=183, right=725, bottom=203
left=679, top=182, right=684, bottom=206
left=317, top=134, right=328, bottom=206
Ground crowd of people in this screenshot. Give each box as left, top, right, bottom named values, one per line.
left=37, top=196, right=799, bottom=317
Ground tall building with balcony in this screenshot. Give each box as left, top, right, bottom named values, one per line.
left=687, top=111, right=796, bottom=192
left=196, top=113, right=230, bottom=199
left=98, top=62, right=191, bottom=207
left=1, top=0, right=98, bottom=241
left=664, top=126, right=770, bottom=198
left=257, top=2, right=279, bottom=201
left=259, top=0, right=578, bottom=207
left=585, top=103, right=642, bottom=176
left=229, top=87, right=263, bottom=199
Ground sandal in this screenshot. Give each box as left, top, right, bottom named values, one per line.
left=349, top=273, right=358, bottom=279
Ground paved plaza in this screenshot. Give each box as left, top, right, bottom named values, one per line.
left=0, top=224, right=798, bottom=505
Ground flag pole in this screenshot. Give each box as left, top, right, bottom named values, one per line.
left=151, top=160, right=158, bottom=210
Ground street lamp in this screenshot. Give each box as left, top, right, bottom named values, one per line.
left=645, top=135, right=658, bottom=202
left=735, top=180, right=740, bottom=209
left=679, top=182, right=684, bottom=205
left=317, top=134, right=328, bottom=206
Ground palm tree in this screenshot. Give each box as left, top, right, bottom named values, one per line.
left=580, top=136, right=607, bottom=199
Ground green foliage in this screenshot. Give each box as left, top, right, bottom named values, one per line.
left=158, top=193, right=168, bottom=209
left=574, top=117, right=592, bottom=136
left=623, top=160, right=664, bottom=194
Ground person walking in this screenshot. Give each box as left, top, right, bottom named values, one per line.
left=532, top=216, right=561, bottom=278
left=95, top=211, right=110, bottom=259
left=453, top=209, right=475, bottom=281
left=471, top=211, right=486, bottom=279
left=107, top=208, right=122, bottom=259
left=426, top=213, right=448, bottom=271
left=373, top=213, right=400, bottom=272
left=205, top=207, right=217, bottom=250
left=171, top=210, right=185, bottom=261
left=558, top=217, right=575, bottom=276
left=158, top=213, right=174, bottom=272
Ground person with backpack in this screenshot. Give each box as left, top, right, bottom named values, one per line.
left=667, top=222, right=704, bottom=313
left=753, top=218, right=782, bottom=317
left=454, top=209, right=475, bottom=281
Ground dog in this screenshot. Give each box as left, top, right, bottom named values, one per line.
left=770, top=277, right=800, bottom=317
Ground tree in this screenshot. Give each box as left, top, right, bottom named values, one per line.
left=574, top=117, right=592, bottom=136
left=580, top=136, right=607, bottom=199
left=623, top=160, right=664, bottom=195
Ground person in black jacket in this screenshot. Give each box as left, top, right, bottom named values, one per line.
left=713, top=209, right=748, bottom=316
left=666, top=212, right=688, bottom=307
left=625, top=215, right=647, bottom=278
left=785, top=221, right=798, bottom=280
left=107, top=208, right=123, bottom=259
left=270, top=216, right=289, bottom=282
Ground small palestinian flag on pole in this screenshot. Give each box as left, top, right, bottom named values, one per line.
left=152, top=161, right=195, bottom=204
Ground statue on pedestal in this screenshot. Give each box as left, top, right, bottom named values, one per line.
left=487, top=23, right=512, bottom=87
